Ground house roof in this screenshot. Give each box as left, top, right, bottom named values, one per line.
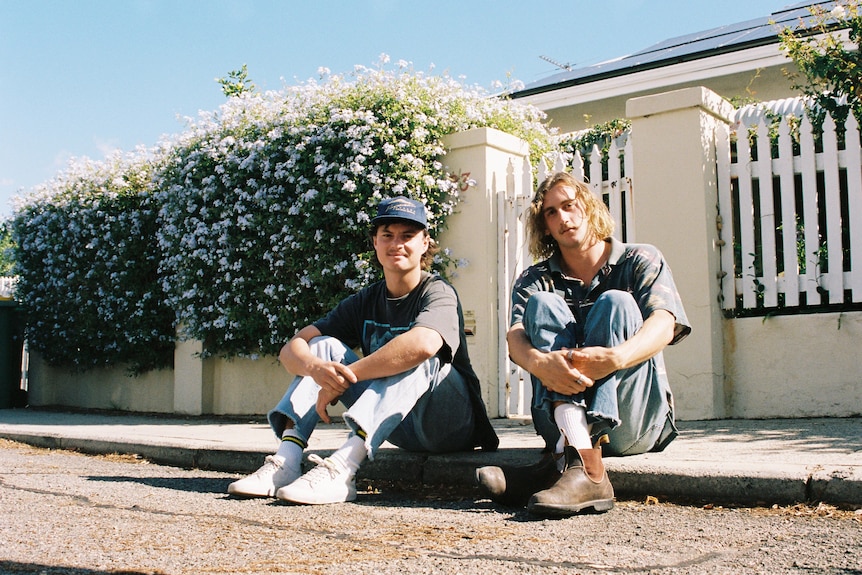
left=511, top=1, right=837, bottom=100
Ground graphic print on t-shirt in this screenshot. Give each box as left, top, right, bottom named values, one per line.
left=362, top=320, right=413, bottom=354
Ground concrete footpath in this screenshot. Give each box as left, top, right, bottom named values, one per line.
left=0, top=407, right=860, bottom=506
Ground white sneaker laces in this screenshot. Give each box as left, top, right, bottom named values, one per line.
left=254, top=455, right=283, bottom=476
left=301, top=454, right=345, bottom=485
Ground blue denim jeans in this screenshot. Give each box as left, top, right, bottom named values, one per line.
left=268, top=336, right=476, bottom=460
left=522, top=290, right=677, bottom=456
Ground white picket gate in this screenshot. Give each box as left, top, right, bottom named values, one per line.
left=717, top=100, right=862, bottom=312
left=497, top=137, right=634, bottom=417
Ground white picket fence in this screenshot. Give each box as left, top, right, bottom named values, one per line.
left=498, top=137, right=634, bottom=416
left=717, top=100, right=862, bottom=312
left=496, top=98, right=862, bottom=415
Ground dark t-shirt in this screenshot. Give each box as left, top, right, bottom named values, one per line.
left=315, top=271, right=461, bottom=363
left=314, top=271, right=498, bottom=451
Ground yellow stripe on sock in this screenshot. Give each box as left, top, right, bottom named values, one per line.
left=281, top=435, right=307, bottom=449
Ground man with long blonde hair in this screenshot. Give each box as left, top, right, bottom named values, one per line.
left=477, top=172, right=690, bottom=516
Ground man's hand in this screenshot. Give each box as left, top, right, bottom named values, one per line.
left=315, top=387, right=342, bottom=423
left=565, top=346, right=620, bottom=383
left=309, top=361, right=357, bottom=423
left=508, top=324, right=593, bottom=394
left=529, top=348, right=594, bottom=395
left=562, top=309, right=675, bottom=389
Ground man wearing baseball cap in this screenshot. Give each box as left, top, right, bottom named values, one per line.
left=228, top=196, right=498, bottom=504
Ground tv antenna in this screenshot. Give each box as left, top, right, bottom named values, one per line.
left=539, top=55, right=572, bottom=71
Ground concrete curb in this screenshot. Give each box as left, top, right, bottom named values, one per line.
left=3, top=428, right=860, bottom=506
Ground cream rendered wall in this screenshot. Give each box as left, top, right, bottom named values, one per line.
left=626, top=87, right=734, bottom=421
left=210, top=355, right=297, bottom=416
left=27, top=344, right=304, bottom=417
left=440, top=128, right=531, bottom=418
left=724, top=312, right=862, bottom=418
left=27, top=353, right=174, bottom=413
left=172, top=338, right=212, bottom=415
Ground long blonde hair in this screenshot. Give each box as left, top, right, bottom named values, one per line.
left=526, top=172, right=615, bottom=260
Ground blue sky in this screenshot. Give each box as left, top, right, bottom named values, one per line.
left=1, top=0, right=795, bottom=219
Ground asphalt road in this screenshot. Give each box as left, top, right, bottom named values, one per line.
left=0, top=438, right=860, bottom=575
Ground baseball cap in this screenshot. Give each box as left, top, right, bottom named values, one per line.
left=371, top=196, right=428, bottom=228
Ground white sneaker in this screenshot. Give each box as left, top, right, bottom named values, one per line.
left=276, top=454, right=357, bottom=505
left=227, top=455, right=301, bottom=497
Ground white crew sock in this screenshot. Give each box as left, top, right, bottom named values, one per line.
left=275, top=428, right=305, bottom=471
left=554, top=403, right=593, bottom=455
left=328, top=433, right=367, bottom=474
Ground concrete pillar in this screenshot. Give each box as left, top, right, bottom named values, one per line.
left=441, top=128, right=531, bottom=418
left=173, top=337, right=213, bottom=415
left=626, top=87, right=734, bottom=420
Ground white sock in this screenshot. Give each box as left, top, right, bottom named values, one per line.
left=275, top=428, right=305, bottom=471
left=554, top=403, right=592, bottom=452
left=329, top=433, right=367, bottom=474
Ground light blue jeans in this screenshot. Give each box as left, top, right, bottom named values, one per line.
left=268, top=336, right=476, bottom=460
left=522, top=290, right=677, bottom=456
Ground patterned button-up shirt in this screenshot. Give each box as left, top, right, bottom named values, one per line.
left=510, top=238, right=691, bottom=345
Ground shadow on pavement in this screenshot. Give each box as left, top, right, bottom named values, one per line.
left=0, top=561, right=153, bottom=575
left=85, top=474, right=229, bottom=494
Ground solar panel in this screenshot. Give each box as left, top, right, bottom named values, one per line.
left=515, top=2, right=837, bottom=95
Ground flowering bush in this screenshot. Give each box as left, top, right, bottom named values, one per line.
left=9, top=151, right=176, bottom=373
left=156, top=60, right=554, bottom=358
left=11, top=58, right=556, bottom=370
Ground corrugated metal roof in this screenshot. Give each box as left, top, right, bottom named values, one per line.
left=512, top=1, right=838, bottom=98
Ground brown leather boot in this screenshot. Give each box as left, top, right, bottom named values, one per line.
left=526, top=445, right=614, bottom=516
left=475, top=452, right=561, bottom=507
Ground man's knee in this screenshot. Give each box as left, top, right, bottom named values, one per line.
left=523, top=292, right=575, bottom=347
left=307, top=335, right=335, bottom=354
left=586, top=290, right=643, bottom=342
left=525, top=291, right=567, bottom=316
left=307, top=336, right=353, bottom=363
left=593, top=290, right=639, bottom=314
